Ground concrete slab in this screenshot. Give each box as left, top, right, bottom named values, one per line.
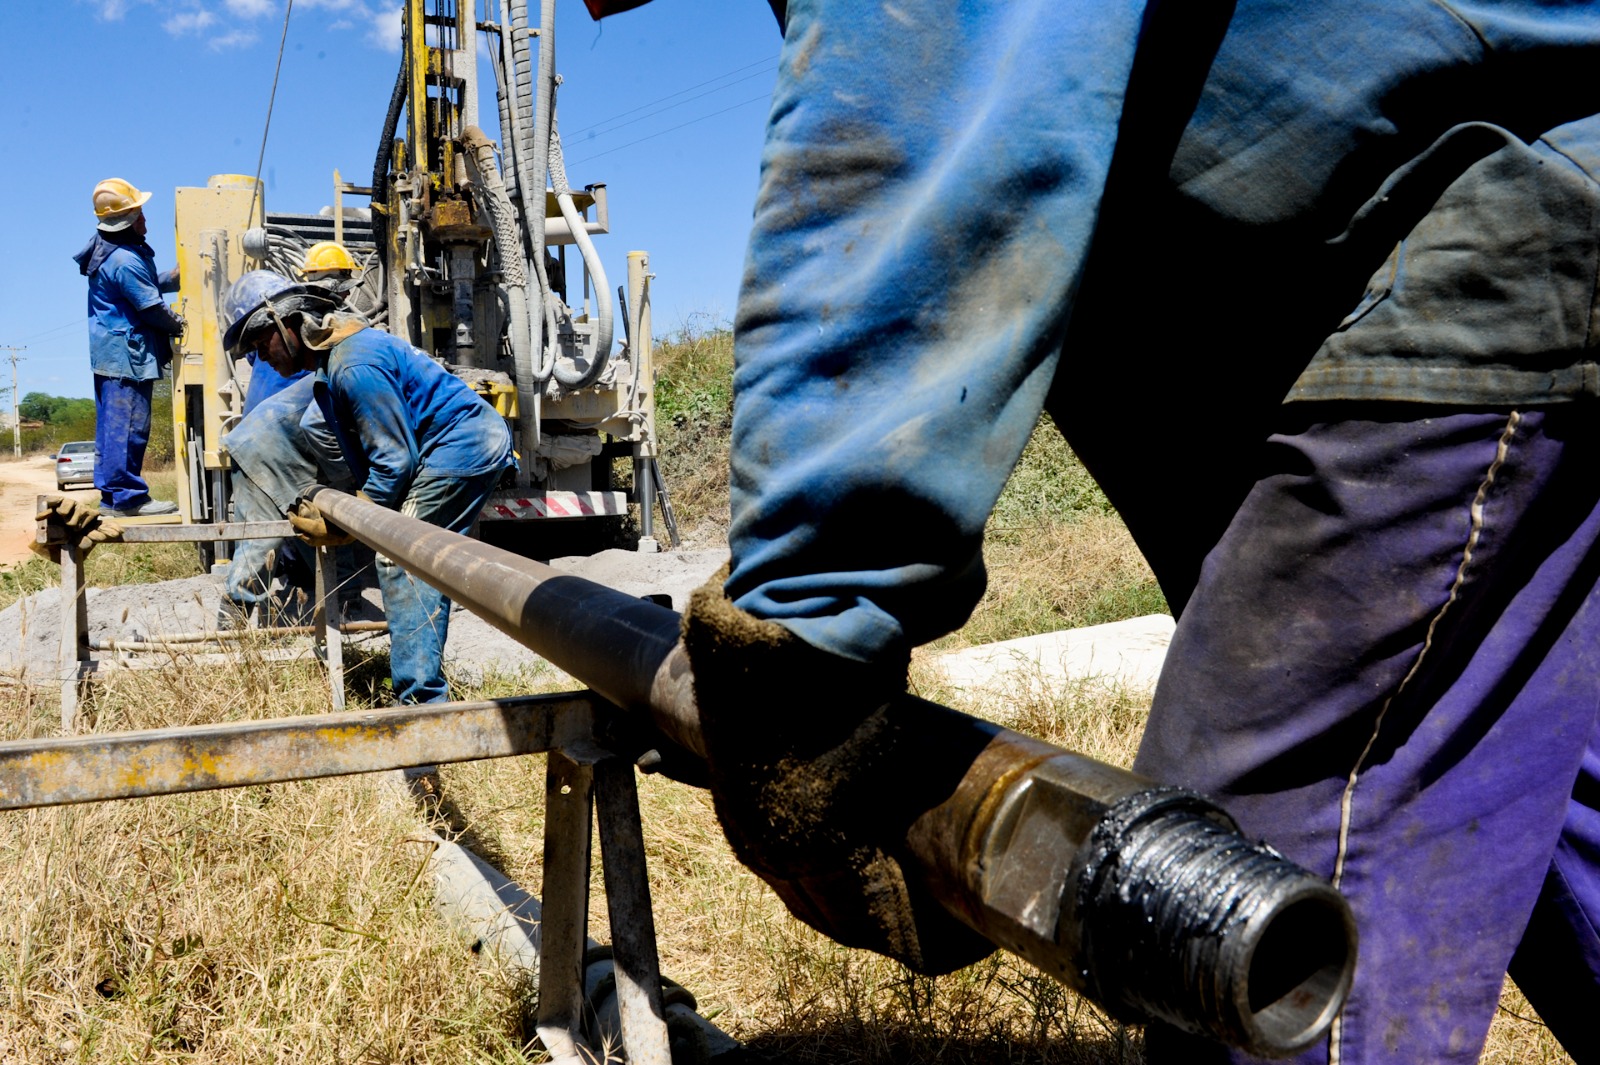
left=930, top=614, right=1175, bottom=699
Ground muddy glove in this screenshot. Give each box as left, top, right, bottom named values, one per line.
left=32, top=496, right=124, bottom=558
left=682, top=575, right=994, bottom=975
left=288, top=498, right=355, bottom=547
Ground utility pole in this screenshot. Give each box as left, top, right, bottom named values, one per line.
left=0, top=346, right=23, bottom=457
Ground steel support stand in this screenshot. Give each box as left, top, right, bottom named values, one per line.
left=595, top=756, right=673, bottom=1065
left=634, top=456, right=658, bottom=553
left=58, top=543, right=88, bottom=732
left=649, top=459, right=680, bottom=550
left=314, top=545, right=346, bottom=711
left=537, top=750, right=595, bottom=1060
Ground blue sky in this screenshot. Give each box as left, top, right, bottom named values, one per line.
left=0, top=0, right=781, bottom=401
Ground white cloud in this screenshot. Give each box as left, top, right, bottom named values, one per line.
left=165, top=9, right=217, bottom=35
left=88, top=0, right=403, bottom=52
left=222, top=0, right=277, bottom=17
left=366, top=5, right=402, bottom=51
left=208, top=28, right=260, bottom=50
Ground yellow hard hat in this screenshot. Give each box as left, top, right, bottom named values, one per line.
left=93, top=178, right=152, bottom=220
left=302, top=241, right=357, bottom=277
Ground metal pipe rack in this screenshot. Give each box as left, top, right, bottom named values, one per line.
left=33, top=507, right=350, bottom=729
left=14, top=489, right=1361, bottom=1059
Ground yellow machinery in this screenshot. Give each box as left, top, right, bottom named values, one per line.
left=169, top=0, right=668, bottom=566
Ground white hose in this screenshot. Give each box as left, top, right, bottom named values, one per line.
left=548, top=118, right=613, bottom=390
left=512, top=0, right=557, bottom=374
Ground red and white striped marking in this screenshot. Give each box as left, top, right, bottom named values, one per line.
left=479, top=490, right=629, bottom=521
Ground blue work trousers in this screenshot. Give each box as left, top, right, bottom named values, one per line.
left=380, top=470, right=500, bottom=704
left=226, top=477, right=374, bottom=611
left=223, top=376, right=362, bottom=609
left=93, top=374, right=154, bottom=512
left=226, top=475, right=289, bottom=607
left=1135, top=407, right=1600, bottom=1064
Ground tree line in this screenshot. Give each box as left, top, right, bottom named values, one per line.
left=18, top=385, right=175, bottom=466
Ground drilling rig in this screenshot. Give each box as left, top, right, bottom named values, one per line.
left=167, top=0, right=667, bottom=565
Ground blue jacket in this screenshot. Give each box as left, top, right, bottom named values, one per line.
left=313, top=326, right=512, bottom=508
left=243, top=353, right=306, bottom=416
left=724, top=0, right=1600, bottom=665
left=224, top=375, right=352, bottom=515
left=73, top=232, right=180, bottom=381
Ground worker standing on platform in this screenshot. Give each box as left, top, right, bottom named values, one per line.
left=221, top=274, right=513, bottom=703
left=72, top=178, right=183, bottom=517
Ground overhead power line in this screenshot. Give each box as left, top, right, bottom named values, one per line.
left=246, top=0, right=295, bottom=227
left=21, top=320, right=81, bottom=344
left=569, top=93, right=773, bottom=168
left=574, top=66, right=779, bottom=144
left=565, top=57, right=779, bottom=140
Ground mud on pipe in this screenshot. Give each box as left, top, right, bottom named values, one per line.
left=308, top=488, right=1357, bottom=1057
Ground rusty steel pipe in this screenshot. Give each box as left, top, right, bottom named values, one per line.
left=307, top=488, right=1355, bottom=1056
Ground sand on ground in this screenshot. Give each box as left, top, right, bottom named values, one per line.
left=0, top=454, right=98, bottom=566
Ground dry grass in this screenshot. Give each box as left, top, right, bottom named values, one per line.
left=940, top=514, right=1164, bottom=654
left=653, top=317, right=734, bottom=549
left=0, top=358, right=1573, bottom=1062
left=0, top=652, right=535, bottom=1063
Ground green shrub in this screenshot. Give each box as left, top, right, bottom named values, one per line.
left=16, top=383, right=174, bottom=468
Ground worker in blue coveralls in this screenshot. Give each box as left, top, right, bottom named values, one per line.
left=222, top=277, right=513, bottom=704
left=72, top=178, right=183, bottom=518
left=217, top=272, right=353, bottom=620
left=580, top=2, right=1600, bottom=1063
left=218, top=268, right=378, bottom=622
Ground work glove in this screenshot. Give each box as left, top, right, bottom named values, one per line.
left=32, top=496, right=124, bottom=558
left=681, top=574, right=995, bottom=975
left=288, top=498, right=356, bottom=547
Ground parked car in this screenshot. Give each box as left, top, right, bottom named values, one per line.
left=54, top=441, right=96, bottom=490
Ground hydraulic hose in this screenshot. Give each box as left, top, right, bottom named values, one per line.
left=487, top=4, right=526, bottom=227
left=462, top=125, right=536, bottom=477
left=527, top=0, right=556, bottom=265
left=527, top=0, right=561, bottom=391
left=371, top=40, right=409, bottom=259
left=548, top=120, right=613, bottom=390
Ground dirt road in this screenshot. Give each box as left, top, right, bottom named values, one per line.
left=0, top=455, right=97, bottom=567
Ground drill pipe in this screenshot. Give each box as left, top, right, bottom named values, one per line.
left=309, top=488, right=1356, bottom=1057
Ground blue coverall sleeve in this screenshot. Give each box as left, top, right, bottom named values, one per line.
left=135, top=302, right=184, bottom=337
left=335, top=363, right=419, bottom=508
left=105, top=256, right=167, bottom=312
left=725, top=0, right=1145, bottom=664
left=158, top=267, right=179, bottom=294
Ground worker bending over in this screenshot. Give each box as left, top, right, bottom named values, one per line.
left=220, top=265, right=381, bottom=621
left=72, top=178, right=183, bottom=517
left=215, top=272, right=352, bottom=620
left=581, top=0, right=1600, bottom=1062
left=222, top=273, right=512, bottom=703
